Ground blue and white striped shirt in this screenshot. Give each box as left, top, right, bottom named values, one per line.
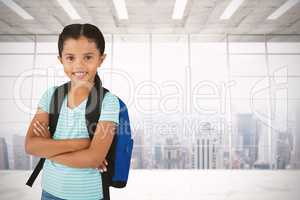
left=37, top=85, right=120, bottom=200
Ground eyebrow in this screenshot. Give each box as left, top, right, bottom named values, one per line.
left=63, top=52, right=96, bottom=56
left=84, top=52, right=95, bottom=55
left=63, top=53, right=74, bottom=56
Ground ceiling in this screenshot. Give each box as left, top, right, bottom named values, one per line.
left=0, top=0, right=300, bottom=41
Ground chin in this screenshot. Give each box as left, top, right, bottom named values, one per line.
left=72, top=79, right=93, bottom=87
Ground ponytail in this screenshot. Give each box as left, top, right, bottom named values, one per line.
left=94, top=72, right=102, bottom=90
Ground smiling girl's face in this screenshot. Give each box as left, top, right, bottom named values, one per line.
left=58, top=36, right=106, bottom=87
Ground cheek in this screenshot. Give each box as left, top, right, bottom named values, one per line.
left=63, top=66, right=72, bottom=75
left=87, top=63, right=99, bottom=72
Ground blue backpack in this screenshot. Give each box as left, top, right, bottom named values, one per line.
left=26, top=77, right=133, bottom=200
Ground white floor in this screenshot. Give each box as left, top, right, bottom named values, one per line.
left=0, top=170, right=299, bottom=200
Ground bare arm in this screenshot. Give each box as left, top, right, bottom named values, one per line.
left=25, top=108, right=91, bottom=158
left=26, top=137, right=91, bottom=158
left=48, top=121, right=117, bottom=168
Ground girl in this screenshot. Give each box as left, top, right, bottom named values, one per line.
left=25, top=23, right=120, bottom=200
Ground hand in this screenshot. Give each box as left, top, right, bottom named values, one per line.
left=33, top=120, right=51, bottom=138
left=97, top=159, right=108, bottom=173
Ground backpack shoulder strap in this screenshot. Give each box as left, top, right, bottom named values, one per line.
left=101, top=87, right=114, bottom=200
left=85, top=85, right=111, bottom=200
left=85, top=86, right=109, bottom=139
left=26, top=82, right=69, bottom=187
left=49, top=82, right=70, bottom=136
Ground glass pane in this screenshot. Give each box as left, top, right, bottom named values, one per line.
left=230, top=77, right=269, bottom=99
left=0, top=77, right=32, bottom=99
left=0, top=55, right=34, bottom=76
left=112, top=34, right=150, bottom=120
left=0, top=35, right=34, bottom=53
left=228, top=35, right=265, bottom=53
left=230, top=55, right=267, bottom=76
left=36, top=35, right=58, bottom=53
left=152, top=34, right=188, bottom=116
left=0, top=100, right=31, bottom=123
left=269, top=55, right=300, bottom=76
left=267, top=35, right=300, bottom=53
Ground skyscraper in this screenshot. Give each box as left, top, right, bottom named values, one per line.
left=131, top=129, right=144, bottom=169
left=31, top=155, right=41, bottom=169
left=276, top=131, right=292, bottom=169
left=256, top=121, right=271, bottom=169
left=13, top=135, right=30, bottom=170
left=163, top=137, right=183, bottom=169
left=237, top=114, right=258, bottom=169
left=292, top=103, right=300, bottom=168
left=191, top=122, right=222, bottom=169
left=0, top=137, right=9, bottom=169
left=154, top=143, right=162, bottom=168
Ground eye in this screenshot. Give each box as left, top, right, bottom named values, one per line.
left=84, top=55, right=92, bottom=60
left=66, top=56, right=74, bottom=62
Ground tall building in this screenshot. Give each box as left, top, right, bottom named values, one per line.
left=236, top=114, right=259, bottom=169
left=276, top=131, right=292, bottom=169
left=154, top=143, right=163, bottom=168
left=292, top=104, right=300, bottom=168
left=131, top=129, right=144, bottom=169
left=256, top=121, right=271, bottom=169
left=191, top=122, right=222, bottom=169
left=0, top=137, right=9, bottom=169
left=13, top=135, right=30, bottom=170
left=163, top=137, right=183, bottom=169
left=31, top=155, right=41, bottom=169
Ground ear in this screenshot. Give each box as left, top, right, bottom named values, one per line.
left=57, top=56, right=63, bottom=64
left=97, top=54, right=106, bottom=70
left=100, top=53, right=106, bottom=64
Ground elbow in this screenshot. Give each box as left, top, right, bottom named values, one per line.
left=90, top=154, right=105, bottom=168
left=90, top=161, right=99, bottom=169
left=25, top=141, right=32, bottom=155
left=25, top=137, right=35, bottom=156
left=90, top=158, right=102, bottom=168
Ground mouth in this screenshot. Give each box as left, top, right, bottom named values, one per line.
left=72, top=71, right=87, bottom=80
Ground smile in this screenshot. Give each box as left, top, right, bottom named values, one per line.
left=72, top=72, right=87, bottom=79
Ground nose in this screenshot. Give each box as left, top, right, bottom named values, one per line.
left=74, top=57, right=85, bottom=68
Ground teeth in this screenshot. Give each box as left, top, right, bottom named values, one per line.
left=73, top=72, right=87, bottom=79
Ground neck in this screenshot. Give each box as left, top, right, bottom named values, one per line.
left=70, top=81, right=94, bottom=97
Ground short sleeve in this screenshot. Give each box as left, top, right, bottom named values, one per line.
left=37, top=86, right=57, bottom=113
left=99, top=92, right=120, bottom=124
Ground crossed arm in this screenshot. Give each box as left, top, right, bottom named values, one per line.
left=47, top=121, right=116, bottom=169
left=25, top=108, right=116, bottom=170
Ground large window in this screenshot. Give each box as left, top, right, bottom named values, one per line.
left=0, top=34, right=299, bottom=170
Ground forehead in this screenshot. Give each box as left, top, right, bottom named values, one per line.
left=62, top=36, right=98, bottom=54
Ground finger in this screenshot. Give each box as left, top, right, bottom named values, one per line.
left=33, top=128, right=41, bottom=137
left=35, top=123, right=48, bottom=137
left=34, top=123, right=45, bottom=136
left=35, top=127, right=45, bottom=137
left=33, top=128, right=38, bottom=136
left=97, top=164, right=104, bottom=169
left=102, top=166, right=107, bottom=172
left=104, top=160, right=108, bottom=165
left=34, top=122, right=42, bottom=132
left=36, top=121, right=48, bottom=137
left=97, top=166, right=103, bottom=172
left=41, top=125, right=51, bottom=138
left=97, top=165, right=107, bottom=172
left=39, top=121, right=49, bottom=130
left=37, top=121, right=47, bottom=132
